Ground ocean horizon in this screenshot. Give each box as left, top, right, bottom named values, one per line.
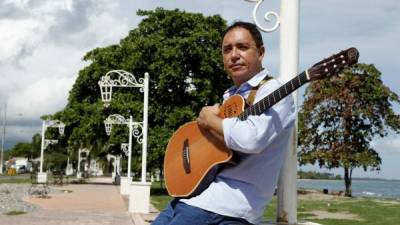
left=297, top=178, right=400, bottom=200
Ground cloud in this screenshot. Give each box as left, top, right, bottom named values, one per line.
left=0, top=18, right=46, bottom=64
left=8, top=76, right=75, bottom=120
left=0, top=0, right=131, bottom=107
left=0, top=0, right=133, bottom=151
left=372, top=136, right=400, bottom=154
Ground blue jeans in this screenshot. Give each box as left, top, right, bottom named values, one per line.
left=151, top=199, right=252, bottom=225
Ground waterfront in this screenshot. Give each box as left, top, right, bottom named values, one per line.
left=298, top=179, right=400, bottom=199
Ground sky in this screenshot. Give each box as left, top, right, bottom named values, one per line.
left=0, top=0, right=399, bottom=179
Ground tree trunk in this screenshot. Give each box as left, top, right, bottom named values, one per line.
left=344, top=167, right=352, bottom=197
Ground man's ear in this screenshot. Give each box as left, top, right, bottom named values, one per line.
left=258, top=46, right=265, bottom=60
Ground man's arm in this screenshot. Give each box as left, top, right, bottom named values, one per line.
left=222, top=81, right=296, bottom=154
left=196, top=104, right=225, bottom=144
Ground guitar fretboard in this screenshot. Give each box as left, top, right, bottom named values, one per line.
left=238, top=71, right=309, bottom=120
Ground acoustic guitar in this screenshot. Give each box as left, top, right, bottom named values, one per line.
left=164, top=47, right=359, bottom=197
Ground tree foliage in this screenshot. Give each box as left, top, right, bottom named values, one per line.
left=8, top=133, right=41, bottom=159
left=298, top=63, right=400, bottom=196
left=53, top=8, right=229, bottom=177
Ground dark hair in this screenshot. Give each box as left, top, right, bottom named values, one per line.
left=222, top=21, right=264, bottom=48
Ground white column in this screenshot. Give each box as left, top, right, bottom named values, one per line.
left=39, top=121, right=46, bottom=173
left=77, top=149, right=81, bottom=178
left=117, top=155, right=121, bottom=175
left=113, top=156, right=117, bottom=176
left=0, top=104, right=6, bottom=175
left=128, top=116, right=133, bottom=178
left=128, top=73, right=151, bottom=212
left=277, top=0, right=299, bottom=224
left=141, top=72, right=149, bottom=183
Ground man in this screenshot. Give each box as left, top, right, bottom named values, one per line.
left=152, top=21, right=295, bottom=225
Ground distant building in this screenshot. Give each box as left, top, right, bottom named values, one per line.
left=6, top=157, right=32, bottom=173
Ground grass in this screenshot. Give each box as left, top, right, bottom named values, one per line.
left=296, top=197, right=400, bottom=225
left=4, top=210, right=27, bottom=216
left=0, top=173, right=80, bottom=185
left=0, top=174, right=31, bottom=184
left=150, top=183, right=400, bottom=225
left=150, top=181, right=173, bottom=210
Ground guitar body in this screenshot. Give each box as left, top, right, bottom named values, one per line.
left=164, top=95, right=245, bottom=197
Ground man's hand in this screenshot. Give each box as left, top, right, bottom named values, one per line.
left=196, top=104, right=224, bottom=138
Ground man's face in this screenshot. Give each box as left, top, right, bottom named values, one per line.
left=222, top=27, right=264, bottom=86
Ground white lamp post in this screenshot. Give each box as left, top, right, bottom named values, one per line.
left=65, top=147, right=74, bottom=176
left=104, top=114, right=143, bottom=195
left=99, top=70, right=151, bottom=213
left=245, top=1, right=300, bottom=224
left=107, top=154, right=117, bottom=180
left=77, top=148, right=90, bottom=179
left=104, top=114, right=143, bottom=177
left=38, top=119, right=65, bottom=183
left=99, top=70, right=149, bottom=183
left=0, top=104, right=6, bottom=175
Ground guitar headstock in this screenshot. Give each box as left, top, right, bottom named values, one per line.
left=307, top=47, right=359, bottom=81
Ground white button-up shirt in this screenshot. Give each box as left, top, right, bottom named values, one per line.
left=181, top=70, right=296, bottom=224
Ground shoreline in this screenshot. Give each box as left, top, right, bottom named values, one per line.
left=298, top=178, right=400, bottom=182
left=298, top=178, right=400, bottom=199
left=297, top=187, right=400, bottom=201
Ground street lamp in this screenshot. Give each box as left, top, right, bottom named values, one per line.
left=103, top=114, right=143, bottom=178
left=38, top=119, right=65, bottom=183
left=98, top=70, right=145, bottom=107
left=104, top=114, right=143, bottom=196
left=99, top=70, right=149, bottom=183
left=99, top=70, right=150, bottom=213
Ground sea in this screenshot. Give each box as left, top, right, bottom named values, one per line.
left=297, top=179, right=400, bottom=200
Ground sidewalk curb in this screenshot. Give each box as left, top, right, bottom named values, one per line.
left=130, top=204, right=159, bottom=225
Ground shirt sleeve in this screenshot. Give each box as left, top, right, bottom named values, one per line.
left=222, top=79, right=296, bottom=154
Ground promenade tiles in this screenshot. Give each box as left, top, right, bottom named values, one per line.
left=0, top=182, right=135, bottom=225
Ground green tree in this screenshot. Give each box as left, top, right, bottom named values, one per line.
left=54, top=8, right=229, bottom=178
left=298, top=63, right=400, bottom=196
left=30, top=133, right=42, bottom=159
left=8, top=142, right=32, bottom=159
left=7, top=133, right=42, bottom=171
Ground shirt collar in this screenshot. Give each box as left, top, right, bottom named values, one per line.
left=224, top=69, right=270, bottom=97
left=246, top=69, right=270, bottom=87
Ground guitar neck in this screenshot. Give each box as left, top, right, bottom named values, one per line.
left=238, top=71, right=309, bottom=120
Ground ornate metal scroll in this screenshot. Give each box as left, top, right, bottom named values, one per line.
left=46, top=120, right=65, bottom=135
left=131, top=122, right=143, bottom=144
left=101, top=70, right=144, bottom=89
left=44, top=139, right=58, bottom=148
left=244, top=0, right=280, bottom=32
left=104, top=114, right=143, bottom=143
left=121, top=143, right=129, bottom=156
left=98, top=70, right=145, bottom=107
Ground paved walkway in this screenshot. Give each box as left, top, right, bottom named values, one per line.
left=0, top=178, right=140, bottom=225
left=0, top=177, right=322, bottom=225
